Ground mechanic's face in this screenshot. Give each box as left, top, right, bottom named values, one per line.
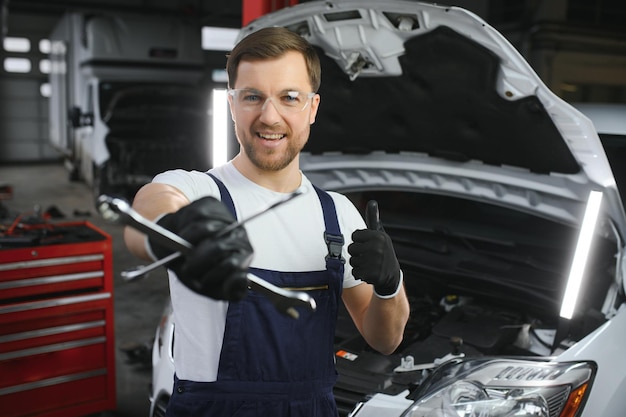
left=228, top=51, right=320, bottom=172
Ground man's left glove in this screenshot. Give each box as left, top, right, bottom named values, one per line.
left=148, top=196, right=253, bottom=301
left=348, top=200, right=401, bottom=297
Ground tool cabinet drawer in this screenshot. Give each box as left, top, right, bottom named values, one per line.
left=0, top=221, right=115, bottom=417
left=0, top=223, right=111, bottom=302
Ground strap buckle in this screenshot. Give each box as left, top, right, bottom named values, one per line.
left=324, top=232, right=345, bottom=262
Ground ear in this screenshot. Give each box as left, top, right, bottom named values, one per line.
left=309, top=94, right=320, bottom=125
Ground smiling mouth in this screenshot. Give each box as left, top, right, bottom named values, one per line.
left=258, top=133, right=286, bottom=140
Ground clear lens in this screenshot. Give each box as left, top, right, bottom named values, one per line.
left=420, top=380, right=550, bottom=417
left=229, top=89, right=315, bottom=113
left=403, top=359, right=593, bottom=417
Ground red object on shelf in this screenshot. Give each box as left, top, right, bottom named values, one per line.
left=0, top=221, right=116, bottom=417
left=242, top=0, right=299, bottom=26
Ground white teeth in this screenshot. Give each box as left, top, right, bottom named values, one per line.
left=259, top=133, right=284, bottom=140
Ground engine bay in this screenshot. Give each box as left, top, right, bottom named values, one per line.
left=332, top=190, right=617, bottom=415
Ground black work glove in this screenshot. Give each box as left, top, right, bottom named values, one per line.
left=148, top=197, right=253, bottom=301
left=348, top=200, right=401, bottom=297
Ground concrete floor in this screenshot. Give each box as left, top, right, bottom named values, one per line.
left=1, top=161, right=170, bottom=417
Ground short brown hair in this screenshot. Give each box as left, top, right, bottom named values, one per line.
left=226, top=27, right=321, bottom=92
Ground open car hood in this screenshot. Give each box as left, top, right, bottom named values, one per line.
left=238, top=4, right=626, bottom=414
left=240, top=0, right=626, bottom=249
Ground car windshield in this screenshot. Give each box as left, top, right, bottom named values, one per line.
left=98, top=82, right=207, bottom=124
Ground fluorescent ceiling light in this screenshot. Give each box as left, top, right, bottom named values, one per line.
left=3, top=36, right=30, bottom=52
left=560, top=190, right=603, bottom=319
left=39, top=59, right=51, bottom=74
left=39, top=39, right=51, bottom=54
left=202, top=27, right=239, bottom=51
left=212, top=69, right=228, bottom=83
left=4, top=57, right=31, bottom=73
left=40, top=83, right=51, bottom=98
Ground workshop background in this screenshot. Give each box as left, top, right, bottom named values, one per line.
left=0, top=1, right=625, bottom=416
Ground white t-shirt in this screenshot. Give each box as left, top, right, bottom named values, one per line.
left=153, top=162, right=366, bottom=382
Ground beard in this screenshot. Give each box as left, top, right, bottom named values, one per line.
left=236, top=123, right=310, bottom=171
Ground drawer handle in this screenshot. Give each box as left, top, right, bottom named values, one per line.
left=0, top=254, right=104, bottom=272
left=0, top=320, right=106, bottom=343
left=0, top=368, right=108, bottom=395
left=0, top=292, right=111, bottom=315
left=0, top=271, right=104, bottom=290
left=0, top=336, right=107, bottom=361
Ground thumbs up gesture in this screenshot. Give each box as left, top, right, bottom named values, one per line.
left=348, top=201, right=402, bottom=297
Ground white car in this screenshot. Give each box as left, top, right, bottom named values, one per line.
left=149, top=2, right=626, bottom=416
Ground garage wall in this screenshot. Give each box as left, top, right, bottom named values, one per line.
left=0, top=13, right=61, bottom=163
left=0, top=77, right=59, bottom=162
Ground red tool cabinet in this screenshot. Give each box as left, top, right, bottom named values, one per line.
left=0, top=221, right=116, bottom=417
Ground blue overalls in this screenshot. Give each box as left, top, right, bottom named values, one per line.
left=165, top=173, right=344, bottom=417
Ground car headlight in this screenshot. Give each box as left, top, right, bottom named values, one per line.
left=402, top=359, right=594, bottom=417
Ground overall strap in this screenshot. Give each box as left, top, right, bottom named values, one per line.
left=206, top=172, right=237, bottom=219
left=312, top=185, right=345, bottom=268
left=206, top=173, right=344, bottom=268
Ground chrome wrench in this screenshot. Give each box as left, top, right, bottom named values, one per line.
left=96, top=193, right=316, bottom=319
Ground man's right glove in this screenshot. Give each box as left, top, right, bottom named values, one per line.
left=147, top=196, right=253, bottom=301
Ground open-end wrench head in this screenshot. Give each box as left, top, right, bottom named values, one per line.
left=247, top=273, right=317, bottom=319
left=96, top=195, right=130, bottom=223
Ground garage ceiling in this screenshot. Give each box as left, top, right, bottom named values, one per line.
left=4, top=0, right=245, bottom=28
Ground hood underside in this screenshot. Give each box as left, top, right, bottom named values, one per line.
left=308, top=25, right=576, bottom=175
left=240, top=0, right=626, bottom=237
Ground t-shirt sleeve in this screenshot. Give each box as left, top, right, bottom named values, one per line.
left=152, top=169, right=221, bottom=201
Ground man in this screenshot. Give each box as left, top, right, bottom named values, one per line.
left=124, top=27, right=410, bottom=416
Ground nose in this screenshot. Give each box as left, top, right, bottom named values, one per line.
left=259, top=97, right=282, bottom=122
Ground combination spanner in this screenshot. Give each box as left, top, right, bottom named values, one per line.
left=96, top=193, right=316, bottom=319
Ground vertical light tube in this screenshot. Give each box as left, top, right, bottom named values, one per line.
left=560, top=190, right=604, bottom=319
left=212, top=88, right=229, bottom=167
